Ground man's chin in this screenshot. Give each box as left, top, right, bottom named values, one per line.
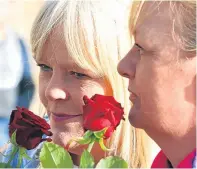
left=128, top=109, right=145, bottom=129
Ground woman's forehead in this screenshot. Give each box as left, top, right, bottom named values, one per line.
left=38, top=27, right=71, bottom=64
left=37, top=26, right=93, bottom=73
left=47, top=26, right=65, bottom=47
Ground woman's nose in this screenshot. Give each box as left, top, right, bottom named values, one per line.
left=45, top=74, right=70, bottom=101
left=117, top=49, right=136, bottom=80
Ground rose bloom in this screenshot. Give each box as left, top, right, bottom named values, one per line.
left=83, top=94, right=124, bottom=139
left=9, top=107, right=52, bottom=150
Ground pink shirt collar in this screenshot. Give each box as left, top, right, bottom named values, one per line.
left=151, top=149, right=196, bottom=168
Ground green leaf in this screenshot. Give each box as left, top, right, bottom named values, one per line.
left=95, top=156, right=128, bottom=168
left=39, top=142, right=73, bottom=168
left=93, top=128, right=108, bottom=139
left=0, top=162, right=12, bottom=168
left=79, top=150, right=95, bottom=168
left=10, top=130, right=17, bottom=146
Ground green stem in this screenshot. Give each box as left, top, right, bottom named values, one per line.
left=99, top=138, right=111, bottom=151
left=6, top=146, right=19, bottom=168
left=17, top=148, right=23, bottom=168
left=87, top=141, right=95, bottom=153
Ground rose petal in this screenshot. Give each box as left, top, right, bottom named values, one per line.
left=82, top=94, right=124, bottom=140
left=91, top=94, right=122, bottom=108
left=104, top=126, right=115, bottom=139
left=84, top=118, right=111, bottom=131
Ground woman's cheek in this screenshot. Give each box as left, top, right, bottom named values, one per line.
left=80, top=80, right=105, bottom=98
left=39, top=74, right=49, bottom=107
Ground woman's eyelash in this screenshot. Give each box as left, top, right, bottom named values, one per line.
left=37, top=64, right=89, bottom=79
left=70, top=71, right=89, bottom=79
left=37, top=64, right=53, bottom=71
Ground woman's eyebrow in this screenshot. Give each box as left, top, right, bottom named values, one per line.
left=34, top=57, right=40, bottom=63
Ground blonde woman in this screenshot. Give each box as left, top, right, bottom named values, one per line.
left=1, top=1, right=150, bottom=168
left=118, top=1, right=196, bottom=168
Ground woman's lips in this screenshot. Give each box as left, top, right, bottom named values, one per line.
left=50, top=113, right=81, bottom=122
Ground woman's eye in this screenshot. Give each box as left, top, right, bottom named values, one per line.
left=70, top=71, right=88, bottom=79
left=37, top=64, right=52, bottom=72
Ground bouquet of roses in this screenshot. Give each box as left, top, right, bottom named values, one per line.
left=0, top=94, right=128, bottom=168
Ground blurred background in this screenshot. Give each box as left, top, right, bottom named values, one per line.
left=0, top=0, right=43, bottom=42
left=0, top=0, right=45, bottom=108
left=0, top=0, right=44, bottom=147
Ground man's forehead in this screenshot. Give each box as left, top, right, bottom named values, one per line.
left=134, top=2, right=172, bottom=39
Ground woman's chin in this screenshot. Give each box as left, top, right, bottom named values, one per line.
left=52, top=132, right=87, bottom=155
left=69, top=144, right=88, bottom=155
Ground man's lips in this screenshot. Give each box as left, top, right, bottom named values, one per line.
left=129, top=93, right=137, bottom=102
left=50, top=113, right=82, bottom=122
left=128, top=89, right=138, bottom=102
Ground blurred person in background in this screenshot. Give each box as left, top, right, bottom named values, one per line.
left=0, top=0, right=35, bottom=147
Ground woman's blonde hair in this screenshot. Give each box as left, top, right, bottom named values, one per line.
left=129, top=1, right=196, bottom=52
left=31, top=1, right=149, bottom=168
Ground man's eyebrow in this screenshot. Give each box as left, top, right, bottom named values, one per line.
left=133, top=29, right=140, bottom=41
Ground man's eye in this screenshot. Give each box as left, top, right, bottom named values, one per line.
left=135, top=43, right=144, bottom=54
left=37, top=64, right=52, bottom=72
left=70, top=71, right=88, bottom=79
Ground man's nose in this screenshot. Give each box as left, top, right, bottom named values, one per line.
left=117, top=49, right=136, bottom=80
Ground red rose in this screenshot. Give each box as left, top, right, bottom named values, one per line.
left=9, top=107, right=53, bottom=150
left=83, top=94, right=125, bottom=139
